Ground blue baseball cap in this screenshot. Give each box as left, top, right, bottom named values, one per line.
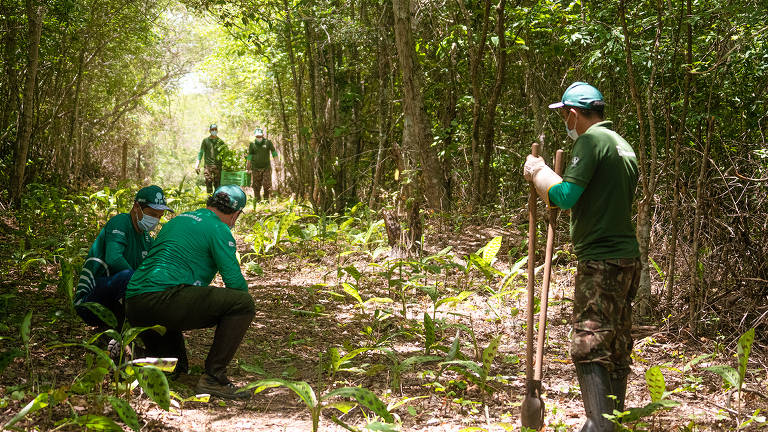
left=213, top=185, right=246, bottom=211
left=548, top=82, right=604, bottom=110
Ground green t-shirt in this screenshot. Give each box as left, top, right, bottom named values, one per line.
left=246, top=138, right=276, bottom=170
left=126, top=208, right=247, bottom=298
left=75, top=213, right=152, bottom=304
left=561, top=121, right=640, bottom=261
left=197, top=136, right=226, bottom=166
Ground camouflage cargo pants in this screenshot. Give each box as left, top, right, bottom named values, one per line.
left=571, top=257, right=641, bottom=375
left=204, top=165, right=221, bottom=193
left=251, top=168, right=271, bottom=200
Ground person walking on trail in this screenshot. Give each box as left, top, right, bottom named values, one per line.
left=195, top=123, right=227, bottom=193
left=523, top=82, right=641, bottom=432
left=246, top=128, right=277, bottom=202
left=74, top=185, right=173, bottom=330
left=125, top=185, right=254, bottom=400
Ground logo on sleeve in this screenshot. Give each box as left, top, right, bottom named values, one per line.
left=571, top=156, right=580, bottom=167
left=228, top=241, right=235, bottom=247
left=111, top=229, right=126, bottom=236
left=616, top=144, right=636, bottom=158
left=142, top=251, right=148, bottom=258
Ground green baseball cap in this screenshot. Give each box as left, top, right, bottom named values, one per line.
left=548, top=81, right=604, bottom=110
left=135, top=185, right=174, bottom=212
left=214, top=185, right=247, bottom=211
left=254, top=128, right=263, bottom=136
left=209, top=123, right=218, bottom=130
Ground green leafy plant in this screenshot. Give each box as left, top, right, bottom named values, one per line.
left=242, top=379, right=394, bottom=432
left=703, top=328, right=755, bottom=409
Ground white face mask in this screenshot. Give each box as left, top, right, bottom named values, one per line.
left=211, top=130, right=218, bottom=137
left=565, top=111, right=579, bottom=141
left=136, top=207, right=160, bottom=232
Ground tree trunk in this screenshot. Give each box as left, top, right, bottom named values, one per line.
left=690, top=116, right=713, bottom=336
left=391, top=0, right=446, bottom=211
left=619, top=0, right=653, bottom=320
left=369, top=16, right=392, bottom=210
left=478, top=0, right=507, bottom=203
left=10, top=0, right=43, bottom=206
left=665, top=0, right=693, bottom=306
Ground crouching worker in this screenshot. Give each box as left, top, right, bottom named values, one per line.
left=74, top=185, right=173, bottom=329
left=125, top=185, right=254, bottom=400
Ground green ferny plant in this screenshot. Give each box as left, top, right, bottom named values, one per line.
left=242, top=379, right=394, bottom=432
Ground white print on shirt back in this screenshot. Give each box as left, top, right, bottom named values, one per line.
left=571, top=156, right=580, bottom=167
left=616, top=144, right=636, bottom=158
left=178, top=213, right=202, bottom=222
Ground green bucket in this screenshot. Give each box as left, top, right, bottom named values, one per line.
left=220, top=170, right=251, bottom=187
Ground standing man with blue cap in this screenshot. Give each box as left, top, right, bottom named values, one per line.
left=74, top=185, right=173, bottom=330
left=246, top=127, right=277, bottom=202
left=126, top=185, right=254, bottom=399
left=524, top=82, right=641, bottom=432
left=195, top=123, right=227, bottom=193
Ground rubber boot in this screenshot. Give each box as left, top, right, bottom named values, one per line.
left=575, top=362, right=616, bottom=432
left=611, top=369, right=629, bottom=412
left=204, top=314, right=253, bottom=384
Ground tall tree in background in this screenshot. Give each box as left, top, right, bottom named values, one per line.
left=391, top=0, right=447, bottom=211
left=10, top=0, right=43, bottom=206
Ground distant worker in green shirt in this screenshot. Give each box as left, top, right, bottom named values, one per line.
left=126, top=185, right=254, bottom=400
left=246, top=128, right=277, bottom=202
left=195, top=123, right=227, bottom=193
left=524, top=82, right=641, bottom=432
left=74, top=185, right=173, bottom=330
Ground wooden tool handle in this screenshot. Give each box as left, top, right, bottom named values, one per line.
left=524, top=143, right=540, bottom=381
left=533, top=149, right=563, bottom=381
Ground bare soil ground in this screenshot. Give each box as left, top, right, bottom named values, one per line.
left=1, top=209, right=766, bottom=431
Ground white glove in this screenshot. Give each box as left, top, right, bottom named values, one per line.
left=523, top=155, right=546, bottom=181
left=523, top=154, right=562, bottom=206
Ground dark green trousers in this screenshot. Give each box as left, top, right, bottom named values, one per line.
left=126, top=285, right=255, bottom=381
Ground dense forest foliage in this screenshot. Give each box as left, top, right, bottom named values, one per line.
left=1, top=0, right=767, bottom=430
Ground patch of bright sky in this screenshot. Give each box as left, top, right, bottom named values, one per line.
left=178, top=71, right=210, bottom=95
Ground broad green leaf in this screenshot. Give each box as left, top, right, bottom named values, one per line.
left=74, top=414, right=123, bottom=431
left=365, top=421, right=398, bottom=431
left=322, top=387, right=394, bottom=423
left=482, top=335, right=501, bottom=377
left=243, top=379, right=318, bottom=408
left=622, top=399, right=680, bottom=422
left=481, top=236, right=503, bottom=264
left=123, top=325, right=166, bottom=346
left=446, top=331, right=462, bottom=361
left=328, top=347, right=341, bottom=370
left=170, top=391, right=210, bottom=403
left=20, top=311, right=32, bottom=345
left=108, top=396, right=139, bottom=431
left=387, top=395, right=429, bottom=411
left=342, top=265, right=362, bottom=281
left=240, top=363, right=267, bottom=375
left=324, top=401, right=356, bottom=414
left=423, top=313, right=435, bottom=353
left=339, top=347, right=374, bottom=364
left=342, top=283, right=364, bottom=306
left=441, top=360, right=484, bottom=378
left=459, top=428, right=487, bottom=432
left=80, top=302, right=117, bottom=329
left=135, top=366, right=170, bottom=410
left=435, top=291, right=475, bottom=310
left=130, top=357, right=177, bottom=372
left=737, top=328, right=755, bottom=387
left=4, top=392, right=49, bottom=428
left=399, top=355, right=442, bottom=372
left=703, top=365, right=739, bottom=388
left=645, top=366, right=666, bottom=403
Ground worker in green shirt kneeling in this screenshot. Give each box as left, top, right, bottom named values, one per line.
left=125, top=185, right=254, bottom=400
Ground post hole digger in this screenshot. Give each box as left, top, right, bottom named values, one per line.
left=521, top=144, right=564, bottom=430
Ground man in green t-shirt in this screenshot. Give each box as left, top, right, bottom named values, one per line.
left=74, top=185, right=173, bottom=330
left=524, top=82, right=641, bottom=432
left=195, top=123, right=227, bottom=193
left=246, top=128, right=277, bottom=202
left=126, top=185, right=254, bottom=400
